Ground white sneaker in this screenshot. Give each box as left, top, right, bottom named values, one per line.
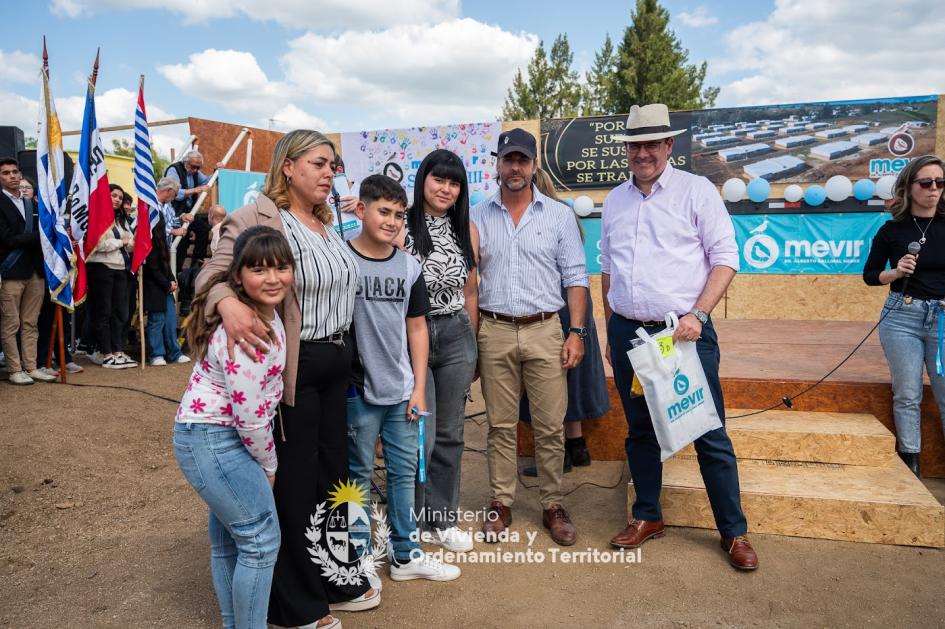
left=27, top=368, right=57, bottom=382
left=390, top=554, right=461, bottom=582
left=173, top=355, right=191, bottom=364
left=9, top=371, right=34, bottom=385
left=37, top=366, right=60, bottom=378
left=89, top=351, right=105, bottom=365
left=115, top=354, right=137, bottom=369
left=150, top=357, right=167, bottom=366
left=65, top=362, right=84, bottom=374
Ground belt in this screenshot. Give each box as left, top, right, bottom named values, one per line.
left=428, top=310, right=463, bottom=319
left=480, top=309, right=557, bottom=325
left=307, top=330, right=348, bottom=346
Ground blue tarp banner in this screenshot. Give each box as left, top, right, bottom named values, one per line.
left=217, top=169, right=265, bottom=214
left=732, top=212, right=888, bottom=274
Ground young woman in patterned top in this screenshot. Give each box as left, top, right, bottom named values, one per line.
left=403, top=149, right=480, bottom=552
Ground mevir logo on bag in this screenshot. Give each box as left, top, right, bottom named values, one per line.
left=666, top=368, right=705, bottom=422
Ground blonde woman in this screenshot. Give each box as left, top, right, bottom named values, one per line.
left=196, top=130, right=376, bottom=629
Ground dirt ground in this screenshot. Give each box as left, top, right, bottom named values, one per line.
left=2, top=360, right=945, bottom=629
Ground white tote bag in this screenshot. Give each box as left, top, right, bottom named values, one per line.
left=627, top=313, right=723, bottom=462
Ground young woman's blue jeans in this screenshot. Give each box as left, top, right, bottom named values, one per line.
left=173, top=422, right=280, bottom=629
left=146, top=294, right=183, bottom=361
left=346, top=395, right=421, bottom=563
left=878, top=293, right=945, bottom=454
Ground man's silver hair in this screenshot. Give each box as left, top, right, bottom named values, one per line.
left=156, top=177, right=181, bottom=192
left=182, top=150, right=203, bottom=163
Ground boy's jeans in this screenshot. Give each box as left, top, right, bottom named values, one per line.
left=346, top=395, right=421, bottom=563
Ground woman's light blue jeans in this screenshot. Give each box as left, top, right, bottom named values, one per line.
left=173, top=422, right=280, bottom=629
left=878, top=293, right=945, bottom=454
left=346, top=395, right=421, bottom=563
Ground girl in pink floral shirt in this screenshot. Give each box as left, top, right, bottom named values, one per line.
left=173, top=226, right=294, bottom=629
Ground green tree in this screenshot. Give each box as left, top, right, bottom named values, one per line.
left=502, top=35, right=584, bottom=120
left=111, top=137, right=170, bottom=182
left=584, top=34, right=617, bottom=115
left=610, top=0, right=719, bottom=112
left=25, top=136, right=37, bottom=149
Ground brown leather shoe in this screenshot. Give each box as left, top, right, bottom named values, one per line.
left=542, top=503, right=576, bottom=546
left=721, top=535, right=758, bottom=571
left=609, top=519, right=665, bottom=549
left=482, top=500, right=512, bottom=542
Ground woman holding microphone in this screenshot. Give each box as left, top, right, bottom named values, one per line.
left=864, top=154, right=945, bottom=477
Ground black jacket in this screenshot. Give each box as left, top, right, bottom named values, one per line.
left=142, top=244, right=174, bottom=313
left=0, top=192, right=43, bottom=280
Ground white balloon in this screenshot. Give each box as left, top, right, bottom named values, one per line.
left=875, top=175, right=897, bottom=200
left=573, top=195, right=595, bottom=217
left=721, top=178, right=746, bottom=203
left=783, top=184, right=804, bottom=203
left=825, top=175, right=853, bottom=202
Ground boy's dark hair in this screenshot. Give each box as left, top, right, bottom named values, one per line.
left=359, top=174, right=407, bottom=208
left=0, top=157, right=18, bottom=168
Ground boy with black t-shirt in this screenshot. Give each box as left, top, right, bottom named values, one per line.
left=347, top=174, right=461, bottom=582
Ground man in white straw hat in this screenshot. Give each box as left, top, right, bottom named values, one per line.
left=601, top=103, right=758, bottom=571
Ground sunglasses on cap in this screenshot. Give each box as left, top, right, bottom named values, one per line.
left=914, top=177, right=945, bottom=189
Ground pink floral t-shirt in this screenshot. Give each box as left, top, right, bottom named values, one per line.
left=176, top=314, right=286, bottom=475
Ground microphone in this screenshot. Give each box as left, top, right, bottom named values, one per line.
left=901, top=241, right=921, bottom=297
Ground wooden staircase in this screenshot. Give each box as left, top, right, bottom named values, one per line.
left=628, top=409, right=945, bottom=547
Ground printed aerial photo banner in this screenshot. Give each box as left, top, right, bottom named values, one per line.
left=541, top=95, right=938, bottom=188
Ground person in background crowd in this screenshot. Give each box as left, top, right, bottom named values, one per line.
left=176, top=226, right=294, bottom=629
left=402, top=149, right=479, bottom=552
left=0, top=157, right=56, bottom=384
left=166, top=150, right=213, bottom=271
left=864, top=154, right=945, bottom=478
left=472, top=129, right=588, bottom=547
left=19, top=177, right=37, bottom=205
left=520, top=168, right=609, bottom=477
left=603, top=104, right=756, bottom=571
left=196, top=129, right=374, bottom=629
left=208, top=204, right=227, bottom=255
left=85, top=183, right=136, bottom=369
left=144, top=217, right=189, bottom=366
left=156, top=177, right=191, bottom=246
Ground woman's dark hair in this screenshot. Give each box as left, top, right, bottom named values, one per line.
left=109, top=183, right=128, bottom=227
left=888, top=154, right=945, bottom=221
left=407, top=149, right=475, bottom=269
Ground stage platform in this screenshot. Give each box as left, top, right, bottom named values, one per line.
left=517, top=319, right=945, bottom=478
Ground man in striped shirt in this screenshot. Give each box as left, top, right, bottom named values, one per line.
left=471, top=128, right=589, bottom=547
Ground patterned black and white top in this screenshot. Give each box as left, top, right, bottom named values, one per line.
left=280, top=210, right=359, bottom=340
left=405, top=213, right=469, bottom=315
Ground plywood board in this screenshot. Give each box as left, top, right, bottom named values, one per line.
left=629, top=456, right=945, bottom=547
left=678, top=409, right=896, bottom=466
left=724, top=274, right=888, bottom=321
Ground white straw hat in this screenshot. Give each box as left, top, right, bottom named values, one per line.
left=612, top=104, right=688, bottom=143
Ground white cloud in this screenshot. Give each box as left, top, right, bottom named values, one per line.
left=49, top=0, right=459, bottom=29
left=266, top=104, right=328, bottom=131
left=678, top=6, right=718, bottom=28
left=56, top=87, right=175, bottom=131
left=715, top=0, right=945, bottom=106
left=0, top=90, right=41, bottom=138
left=0, top=50, right=43, bottom=84
left=158, top=19, right=538, bottom=129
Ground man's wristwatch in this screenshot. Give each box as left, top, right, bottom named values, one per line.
left=689, top=309, right=709, bottom=325
left=568, top=326, right=589, bottom=339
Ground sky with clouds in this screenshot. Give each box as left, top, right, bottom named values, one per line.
left=3, top=0, right=944, bottom=156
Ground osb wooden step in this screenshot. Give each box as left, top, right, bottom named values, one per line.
left=628, top=456, right=945, bottom=547
left=678, top=409, right=897, bottom=466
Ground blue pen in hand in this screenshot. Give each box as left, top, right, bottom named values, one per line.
left=411, top=407, right=431, bottom=484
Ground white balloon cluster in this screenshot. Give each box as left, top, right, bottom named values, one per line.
left=722, top=175, right=883, bottom=204
left=721, top=178, right=746, bottom=202
left=875, top=175, right=897, bottom=200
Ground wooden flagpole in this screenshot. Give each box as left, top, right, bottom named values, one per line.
left=138, top=273, right=146, bottom=369
left=56, top=306, right=67, bottom=383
